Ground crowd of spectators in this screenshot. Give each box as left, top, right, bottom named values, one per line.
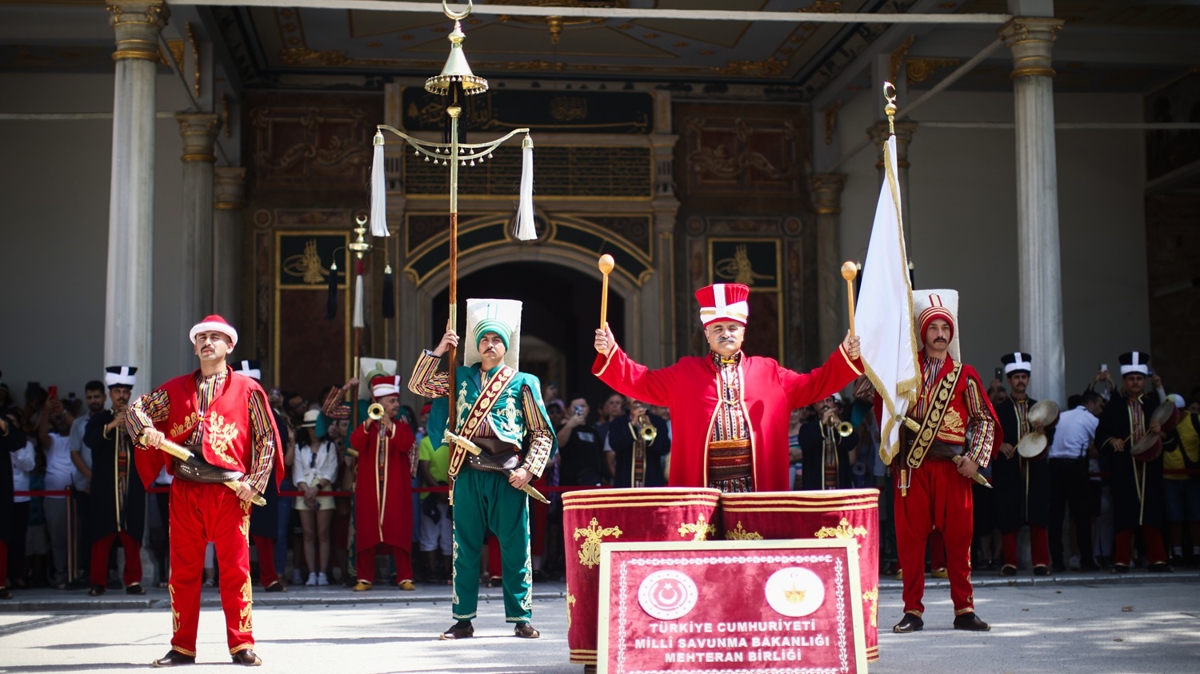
left=3, top=359, right=1197, bottom=597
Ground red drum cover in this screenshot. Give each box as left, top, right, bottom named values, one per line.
left=561, top=487, right=721, bottom=666
left=720, top=489, right=881, bottom=662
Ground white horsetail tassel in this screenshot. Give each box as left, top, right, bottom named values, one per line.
left=369, top=131, right=389, bottom=237
left=352, top=274, right=366, bottom=329
left=513, top=134, right=536, bottom=241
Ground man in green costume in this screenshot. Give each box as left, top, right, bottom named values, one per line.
left=409, top=298, right=556, bottom=640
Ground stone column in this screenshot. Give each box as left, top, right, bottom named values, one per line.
left=869, top=121, right=917, bottom=250
left=1001, top=17, right=1066, bottom=405
left=104, top=0, right=167, bottom=392
left=213, top=167, right=246, bottom=321
left=177, top=113, right=220, bottom=349
left=811, top=173, right=848, bottom=359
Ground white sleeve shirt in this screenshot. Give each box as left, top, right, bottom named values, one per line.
left=1046, top=407, right=1099, bottom=460
left=293, top=440, right=339, bottom=487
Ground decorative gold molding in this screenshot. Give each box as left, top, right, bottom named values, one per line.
left=711, top=58, right=788, bottom=77
left=890, top=35, right=916, bottom=84
left=185, top=22, right=200, bottom=97
left=799, top=0, right=842, bottom=12
left=906, top=57, right=959, bottom=85
left=822, top=100, right=842, bottom=146
left=1000, top=17, right=1065, bottom=80
left=165, top=39, right=183, bottom=67
left=221, top=93, right=231, bottom=139
left=811, top=173, right=847, bottom=215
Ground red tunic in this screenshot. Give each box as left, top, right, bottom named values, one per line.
left=350, top=419, right=416, bottom=552
left=593, top=345, right=861, bottom=491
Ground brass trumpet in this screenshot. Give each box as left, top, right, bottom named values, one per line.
left=639, top=418, right=658, bottom=444
left=828, top=415, right=854, bottom=438
left=367, top=403, right=386, bottom=421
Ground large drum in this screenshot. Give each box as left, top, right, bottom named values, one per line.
left=720, top=489, right=881, bottom=662
left=561, top=487, right=721, bottom=667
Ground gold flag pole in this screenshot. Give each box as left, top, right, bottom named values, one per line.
left=841, top=261, right=858, bottom=338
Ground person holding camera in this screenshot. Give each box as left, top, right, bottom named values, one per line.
left=557, top=397, right=606, bottom=487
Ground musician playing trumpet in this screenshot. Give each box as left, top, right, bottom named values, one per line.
left=604, top=399, right=671, bottom=488
left=348, top=375, right=418, bottom=592
left=796, top=393, right=859, bottom=491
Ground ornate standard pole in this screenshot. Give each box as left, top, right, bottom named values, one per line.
left=371, top=0, right=532, bottom=426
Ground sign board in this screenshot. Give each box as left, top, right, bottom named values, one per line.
left=598, top=539, right=867, bottom=673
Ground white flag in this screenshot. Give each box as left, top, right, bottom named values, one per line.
left=855, top=135, right=920, bottom=466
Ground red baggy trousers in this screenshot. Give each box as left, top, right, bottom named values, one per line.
left=894, top=458, right=976, bottom=616
left=89, top=532, right=143, bottom=586
left=168, top=479, right=255, bottom=657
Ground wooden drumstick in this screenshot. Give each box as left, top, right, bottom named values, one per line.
left=841, top=261, right=858, bottom=337
left=598, top=254, right=615, bottom=330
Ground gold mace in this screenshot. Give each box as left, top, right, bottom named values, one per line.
left=140, top=434, right=267, bottom=506
left=841, top=261, right=858, bottom=338
left=598, top=254, right=615, bottom=330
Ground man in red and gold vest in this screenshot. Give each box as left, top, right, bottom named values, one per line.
left=127, top=315, right=283, bottom=667
left=594, top=283, right=861, bottom=492
left=888, top=291, right=998, bottom=635
left=348, top=374, right=417, bottom=592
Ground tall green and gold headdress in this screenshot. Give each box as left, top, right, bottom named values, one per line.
left=465, top=298, right=522, bottom=370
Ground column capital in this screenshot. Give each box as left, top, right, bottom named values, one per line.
left=106, top=0, right=168, bottom=63
left=868, top=120, right=917, bottom=168
left=810, top=173, right=847, bottom=215
left=177, top=112, right=220, bottom=163
left=214, top=167, right=247, bottom=210
left=999, top=17, right=1065, bottom=79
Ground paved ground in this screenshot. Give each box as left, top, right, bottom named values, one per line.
left=1, top=569, right=1197, bottom=673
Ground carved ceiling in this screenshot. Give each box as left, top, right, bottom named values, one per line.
left=0, top=0, right=1196, bottom=100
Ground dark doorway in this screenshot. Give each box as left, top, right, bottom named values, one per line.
left=431, top=261, right=626, bottom=410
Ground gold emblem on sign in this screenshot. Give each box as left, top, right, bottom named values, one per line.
left=863, top=587, right=879, bottom=627
left=573, top=517, right=623, bottom=569
left=207, top=413, right=239, bottom=465
left=725, top=521, right=763, bottom=540
left=714, top=244, right=774, bottom=286
left=677, top=514, right=716, bottom=541
left=566, top=593, right=576, bottom=631
left=784, top=582, right=806, bottom=605
left=282, top=239, right=331, bottom=285
left=238, top=578, right=253, bottom=633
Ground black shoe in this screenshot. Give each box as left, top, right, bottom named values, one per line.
left=264, top=580, right=285, bottom=593
left=1000, top=565, right=1017, bottom=577
left=953, top=612, right=991, bottom=631
left=88, top=584, right=106, bottom=597
left=231, top=649, right=262, bottom=666
left=1148, top=562, right=1173, bottom=573
left=487, top=576, right=503, bottom=588
left=152, top=649, right=196, bottom=667
left=531, top=569, right=549, bottom=583
left=1112, top=564, right=1130, bottom=574
left=107, top=578, right=123, bottom=591
left=0, top=586, right=11, bottom=600
left=1033, top=565, right=1050, bottom=577
left=441, top=621, right=474, bottom=640
left=126, top=583, right=146, bottom=595
left=893, top=614, right=923, bottom=634
left=514, top=622, right=540, bottom=639
left=1052, top=562, right=1067, bottom=573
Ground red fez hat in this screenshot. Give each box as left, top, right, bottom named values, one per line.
left=695, top=283, right=750, bottom=327
left=370, top=375, right=402, bottom=399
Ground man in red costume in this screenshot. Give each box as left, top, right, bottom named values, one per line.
left=349, top=375, right=417, bottom=591
left=888, top=291, right=997, bottom=635
left=127, top=315, right=283, bottom=667
left=593, top=283, right=861, bottom=492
